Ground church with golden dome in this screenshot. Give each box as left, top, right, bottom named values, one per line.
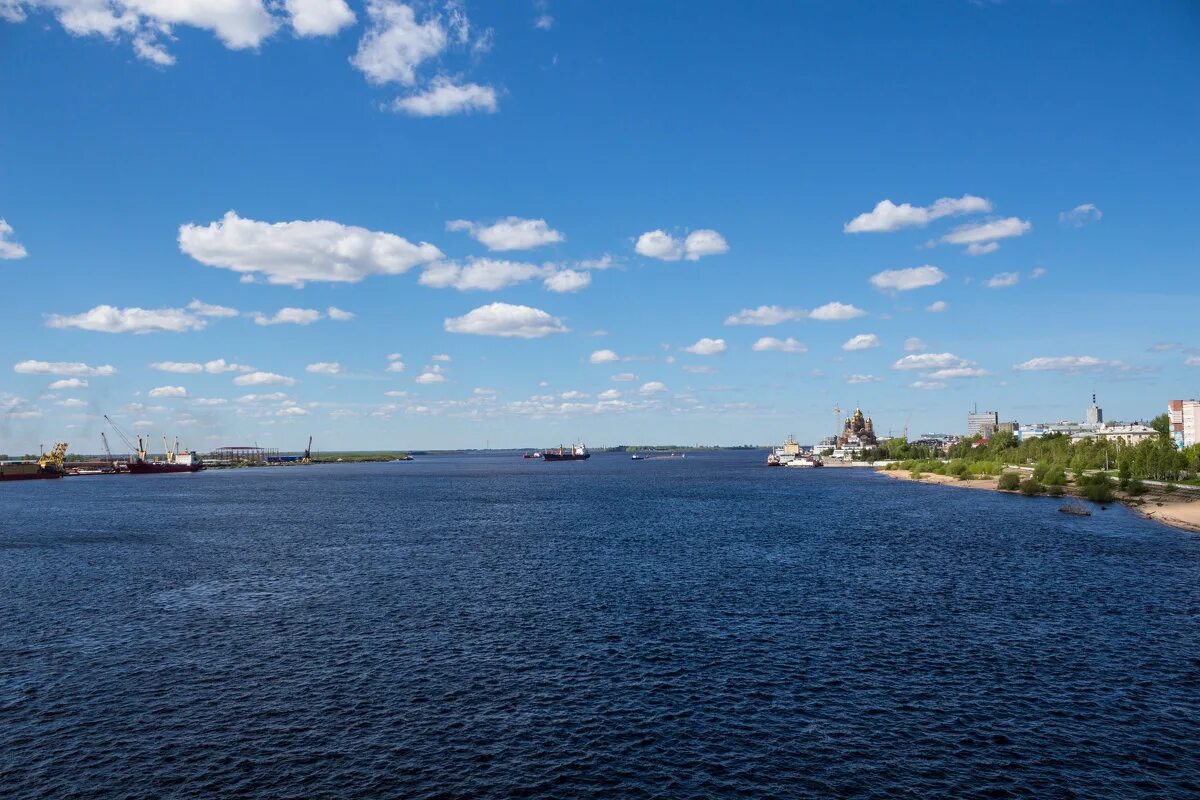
left=838, top=407, right=878, bottom=448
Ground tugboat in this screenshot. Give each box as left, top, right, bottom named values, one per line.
left=0, top=443, right=68, bottom=481
left=542, top=443, right=590, bottom=461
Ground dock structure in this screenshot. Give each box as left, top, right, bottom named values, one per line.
left=206, top=446, right=279, bottom=466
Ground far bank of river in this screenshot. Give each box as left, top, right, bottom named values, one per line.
left=875, top=467, right=1200, bottom=534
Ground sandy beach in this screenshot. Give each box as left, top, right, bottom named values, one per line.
left=876, top=468, right=1200, bottom=534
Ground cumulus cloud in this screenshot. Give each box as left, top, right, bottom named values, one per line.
left=869, top=265, right=946, bottom=292
left=306, top=362, right=342, bottom=374
left=327, top=306, right=355, bottom=321
left=926, top=300, right=948, bottom=313
left=150, top=359, right=251, bottom=374
left=681, top=337, right=727, bottom=355
left=285, top=0, right=355, bottom=36
left=598, top=389, right=621, bottom=401
left=385, top=354, right=406, bottom=373
left=0, top=218, right=28, bottom=259
left=941, top=217, right=1031, bottom=253
left=635, top=229, right=728, bottom=261
left=56, top=398, right=87, bottom=408
left=415, top=364, right=447, bottom=384
left=809, top=301, right=867, bottom=321
left=148, top=385, right=187, bottom=398
left=846, top=374, right=883, bottom=384
left=611, top=373, right=637, bottom=382
left=48, top=378, right=87, bottom=390
left=444, top=302, right=569, bottom=338
left=639, top=381, right=667, bottom=394
left=233, top=371, right=297, bottom=386
left=903, top=337, right=927, bottom=352
left=14, top=360, right=115, bottom=376
left=446, top=217, right=564, bottom=251
left=589, top=349, right=620, bottom=364
left=179, top=211, right=443, bottom=287
left=842, top=333, right=880, bottom=351
left=892, top=353, right=970, bottom=371
left=724, top=305, right=806, bottom=326
left=432, top=354, right=451, bottom=362
left=186, top=299, right=239, bottom=317
left=1012, top=356, right=1128, bottom=373
left=46, top=304, right=209, bottom=334
left=543, top=269, right=591, bottom=293
left=910, top=381, right=946, bottom=391
left=1059, top=203, right=1102, bottom=227
left=844, top=194, right=991, bottom=233
left=419, top=258, right=546, bottom=292
left=985, top=272, right=1020, bottom=289
left=751, top=337, right=807, bottom=353
left=252, top=308, right=323, bottom=326
left=351, top=0, right=448, bottom=85
left=392, top=78, right=498, bottom=116
left=927, top=367, right=989, bottom=379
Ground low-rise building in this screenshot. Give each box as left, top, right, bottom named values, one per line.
left=1093, top=424, right=1159, bottom=446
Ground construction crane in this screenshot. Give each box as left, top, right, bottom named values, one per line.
left=38, top=443, right=68, bottom=470
left=105, top=415, right=146, bottom=462
left=100, top=432, right=116, bottom=467
left=302, top=435, right=312, bottom=464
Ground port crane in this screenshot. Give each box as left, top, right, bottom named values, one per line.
left=104, top=415, right=146, bottom=462
left=100, top=431, right=117, bottom=468
left=303, top=436, right=312, bottom=464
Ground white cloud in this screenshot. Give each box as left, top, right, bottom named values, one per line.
left=985, top=272, right=1020, bottom=289
left=598, top=389, right=621, bottom=401
left=941, top=217, right=1031, bottom=253
left=844, top=194, right=991, bottom=233
left=14, top=360, right=115, bottom=376
left=724, top=305, right=806, bottom=326
left=681, top=337, right=727, bottom=355
left=252, top=308, right=323, bottom=326
left=809, top=301, right=867, bottom=321
left=278, top=405, right=309, bottom=416
left=1059, top=203, right=1102, bottom=227
left=1185, top=356, right=1200, bottom=367
left=419, top=258, right=546, bottom=291
left=543, top=269, right=591, bottom=293
left=47, top=304, right=208, bottom=334
left=590, top=349, right=620, bottom=364
left=48, top=378, right=87, bottom=390
left=192, top=398, right=228, bottom=406
left=187, top=299, right=239, bottom=317
left=3, top=0, right=296, bottom=65
left=432, top=354, right=451, bottom=362
left=233, top=371, right=296, bottom=386
left=385, top=358, right=406, bottom=373
left=56, top=398, right=87, bottom=408
left=611, top=373, right=637, bottom=382
left=150, top=359, right=250, bottom=374
left=927, top=367, right=989, bottom=379
left=892, top=353, right=970, bottom=371
left=910, top=381, right=946, bottom=391
left=149, top=385, right=187, bottom=398
left=385, top=390, right=410, bottom=397
left=926, top=300, right=948, bottom=313
left=842, top=333, right=880, bottom=351
left=534, top=13, right=553, bottom=29
left=846, top=374, right=883, bottom=384
left=306, top=362, right=342, bottom=374
left=577, top=255, right=615, bottom=270
left=327, top=306, right=355, bottom=321
left=869, top=265, right=946, bottom=292
left=1029, top=267, right=1046, bottom=279
left=561, top=390, right=588, bottom=400
left=903, top=337, right=927, bottom=352
left=444, top=302, right=569, bottom=338
left=0, top=218, right=28, bottom=259
left=640, top=381, right=667, bottom=394
left=285, top=0, right=355, bottom=36
left=682, top=365, right=716, bottom=374
left=415, top=364, right=447, bottom=384
left=446, top=217, right=564, bottom=251
left=392, top=77, right=498, bottom=116
left=179, top=211, right=443, bottom=287
left=351, top=0, right=447, bottom=85
left=635, top=229, right=728, bottom=261
left=751, top=337, right=807, bottom=353
left=1012, top=356, right=1128, bottom=373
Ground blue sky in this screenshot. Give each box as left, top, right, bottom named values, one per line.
left=1, top=1, right=1198, bottom=452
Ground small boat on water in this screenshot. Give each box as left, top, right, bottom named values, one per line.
left=630, top=453, right=643, bottom=460
left=1059, top=500, right=1091, bottom=516
left=523, top=451, right=543, bottom=459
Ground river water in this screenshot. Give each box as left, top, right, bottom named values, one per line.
left=2, top=452, right=1198, bottom=798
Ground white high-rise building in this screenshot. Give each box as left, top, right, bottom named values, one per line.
left=967, top=409, right=999, bottom=437
left=1169, top=399, right=1200, bottom=448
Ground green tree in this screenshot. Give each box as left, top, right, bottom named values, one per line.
left=1150, top=413, right=1170, bottom=438
left=998, top=472, right=1021, bottom=491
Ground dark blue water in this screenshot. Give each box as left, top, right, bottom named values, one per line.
left=2, top=453, right=1199, bottom=798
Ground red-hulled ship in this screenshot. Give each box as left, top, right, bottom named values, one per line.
left=542, top=443, right=590, bottom=461
left=126, top=435, right=205, bottom=475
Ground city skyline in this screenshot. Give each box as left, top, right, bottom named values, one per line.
left=2, top=2, right=1198, bottom=451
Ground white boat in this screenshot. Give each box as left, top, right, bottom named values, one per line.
left=784, top=455, right=823, bottom=468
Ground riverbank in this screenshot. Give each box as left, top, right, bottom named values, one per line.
left=876, top=467, right=1200, bottom=534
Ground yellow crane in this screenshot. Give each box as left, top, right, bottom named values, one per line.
left=38, top=442, right=68, bottom=470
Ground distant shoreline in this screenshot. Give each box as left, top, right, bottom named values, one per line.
left=876, top=467, right=1200, bottom=534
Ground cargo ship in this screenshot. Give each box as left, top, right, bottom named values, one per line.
left=0, top=443, right=68, bottom=482
left=542, top=443, right=590, bottom=461
left=127, top=435, right=205, bottom=475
